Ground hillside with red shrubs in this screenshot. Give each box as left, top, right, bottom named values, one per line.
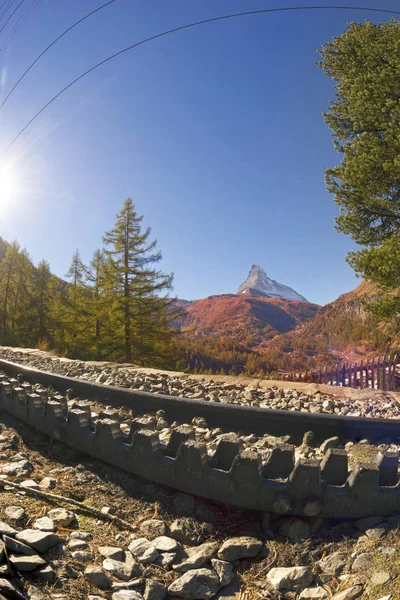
left=174, top=283, right=399, bottom=376
left=178, top=294, right=320, bottom=347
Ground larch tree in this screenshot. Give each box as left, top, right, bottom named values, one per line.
left=86, top=249, right=106, bottom=359
left=31, top=260, right=55, bottom=344
left=318, top=20, right=400, bottom=322
left=62, top=249, right=90, bottom=356
left=0, top=242, right=22, bottom=344
left=103, top=198, right=174, bottom=364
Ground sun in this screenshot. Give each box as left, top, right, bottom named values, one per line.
left=0, top=164, right=18, bottom=206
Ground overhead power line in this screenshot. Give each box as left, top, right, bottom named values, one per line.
left=0, top=0, right=40, bottom=53
left=0, top=0, right=27, bottom=35
left=0, top=0, right=119, bottom=110
left=0, top=0, right=16, bottom=23
left=2, top=4, right=400, bottom=159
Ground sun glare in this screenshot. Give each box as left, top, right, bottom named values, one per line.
left=0, top=164, right=18, bottom=207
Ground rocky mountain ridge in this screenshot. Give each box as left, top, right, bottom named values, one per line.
left=237, top=264, right=308, bottom=302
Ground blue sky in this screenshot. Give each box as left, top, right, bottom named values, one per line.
left=0, top=0, right=397, bottom=306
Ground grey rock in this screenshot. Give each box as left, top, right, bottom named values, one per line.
left=70, top=530, right=93, bottom=541
left=68, top=539, right=89, bottom=551
left=299, top=588, right=329, bottom=600
left=2, top=458, right=33, bottom=477
left=0, top=519, right=18, bottom=537
left=152, top=535, right=181, bottom=553
left=370, top=571, right=391, bottom=586
left=351, top=553, right=372, bottom=572
left=33, top=564, right=56, bottom=582
left=168, top=568, right=220, bottom=599
left=112, top=592, right=144, bottom=600
left=71, top=550, right=92, bottom=562
left=84, top=565, right=112, bottom=590
left=64, top=563, right=80, bottom=579
left=267, top=566, right=313, bottom=592
left=112, top=580, right=142, bottom=591
left=3, top=534, right=38, bottom=556
left=211, top=559, right=234, bottom=588
left=318, top=552, right=347, bottom=576
left=99, top=546, right=124, bottom=560
left=5, top=506, right=25, bottom=521
left=128, top=538, right=159, bottom=564
left=9, top=554, right=47, bottom=571
left=332, top=585, right=363, bottom=600
left=144, top=579, right=167, bottom=600
left=365, top=525, right=388, bottom=539
left=0, top=577, right=26, bottom=599
left=155, top=552, right=177, bottom=568
left=39, top=476, right=56, bottom=490
left=170, top=519, right=199, bottom=545
left=47, top=508, right=75, bottom=526
left=175, top=542, right=219, bottom=572
left=103, top=557, right=141, bottom=581
left=16, top=529, right=61, bottom=552
left=140, top=519, right=168, bottom=539
left=20, top=479, right=39, bottom=490
left=33, top=517, right=55, bottom=532
left=218, top=537, right=263, bottom=562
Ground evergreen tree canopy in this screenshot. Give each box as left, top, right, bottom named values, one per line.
left=318, top=20, right=400, bottom=320
left=103, top=198, right=174, bottom=364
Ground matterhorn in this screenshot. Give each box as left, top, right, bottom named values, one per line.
left=237, top=264, right=308, bottom=302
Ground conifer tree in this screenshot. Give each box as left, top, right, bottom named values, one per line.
left=0, top=242, right=21, bottom=344
left=103, top=198, right=174, bottom=364
left=318, top=21, right=400, bottom=320
left=62, top=249, right=90, bottom=356
left=86, top=249, right=106, bottom=359
left=30, top=260, right=55, bottom=343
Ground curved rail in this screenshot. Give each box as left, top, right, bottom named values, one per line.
left=0, top=358, right=399, bottom=445
left=0, top=359, right=399, bottom=518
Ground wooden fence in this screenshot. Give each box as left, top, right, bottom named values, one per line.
left=286, top=355, right=400, bottom=392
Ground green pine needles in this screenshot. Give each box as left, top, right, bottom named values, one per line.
left=319, top=20, right=400, bottom=323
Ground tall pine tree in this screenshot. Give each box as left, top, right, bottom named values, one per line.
left=103, top=198, right=174, bottom=364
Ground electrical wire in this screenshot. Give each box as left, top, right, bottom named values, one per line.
left=0, top=0, right=26, bottom=35
left=2, top=4, right=400, bottom=159
left=0, top=0, right=15, bottom=23
left=0, top=0, right=118, bottom=110
left=0, top=0, right=40, bottom=53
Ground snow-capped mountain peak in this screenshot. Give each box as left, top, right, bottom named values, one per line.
left=237, top=264, right=308, bottom=302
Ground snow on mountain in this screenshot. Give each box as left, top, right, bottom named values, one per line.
left=237, top=264, right=308, bottom=303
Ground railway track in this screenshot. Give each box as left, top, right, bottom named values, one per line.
left=0, top=358, right=399, bottom=520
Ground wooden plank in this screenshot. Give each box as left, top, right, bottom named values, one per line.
left=371, top=357, right=375, bottom=390
left=377, top=356, right=381, bottom=390
left=382, top=356, right=387, bottom=391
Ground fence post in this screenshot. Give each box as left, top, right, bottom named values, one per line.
left=377, top=356, right=381, bottom=390
left=382, top=356, right=387, bottom=391
left=371, top=357, right=375, bottom=390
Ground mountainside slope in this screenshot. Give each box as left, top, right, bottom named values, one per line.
left=179, top=294, right=320, bottom=347
left=268, top=280, right=399, bottom=362
left=238, top=264, right=308, bottom=302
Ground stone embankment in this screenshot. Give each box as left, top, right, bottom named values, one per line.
left=0, top=347, right=399, bottom=419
